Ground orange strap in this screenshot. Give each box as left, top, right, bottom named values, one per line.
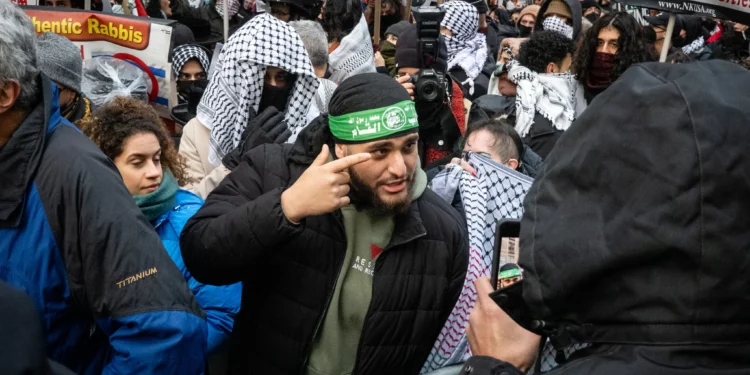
left=328, top=42, right=340, bottom=54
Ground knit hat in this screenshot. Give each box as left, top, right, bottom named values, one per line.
left=394, top=24, right=419, bottom=69
left=580, top=0, right=599, bottom=10
left=394, top=25, right=449, bottom=73
left=37, top=32, right=82, bottom=94
left=328, top=73, right=418, bottom=143
left=518, top=4, right=540, bottom=22
left=385, top=20, right=411, bottom=38
left=543, top=0, right=572, bottom=19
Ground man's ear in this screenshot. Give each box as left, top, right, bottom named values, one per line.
left=0, top=80, right=21, bottom=116
left=545, top=62, right=558, bottom=74
left=334, top=143, right=348, bottom=159
left=507, top=158, right=520, bottom=171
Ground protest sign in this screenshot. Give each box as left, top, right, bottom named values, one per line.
left=616, top=0, right=750, bottom=25
left=22, top=7, right=176, bottom=120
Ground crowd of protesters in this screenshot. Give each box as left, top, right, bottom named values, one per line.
left=1, top=0, right=750, bottom=373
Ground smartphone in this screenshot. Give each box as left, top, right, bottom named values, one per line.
left=488, top=219, right=535, bottom=331
left=490, top=219, right=521, bottom=290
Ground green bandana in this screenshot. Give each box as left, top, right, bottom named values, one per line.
left=328, top=100, right=419, bottom=142
left=499, top=268, right=522, bottom=280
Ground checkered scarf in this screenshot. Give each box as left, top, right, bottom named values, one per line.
left=682, top=36, right=705, bottom=55
left=197, top=13, right=319, bottom=165
left=173, top=45, right=210, bottom=100
left=508, top=62, right=585, bottom=138
left=542, top=16, right=573, bottom=39
left=422, top=152, right=533, bottom=373
left=216, top=0, right=240, bottom=17
left=328, top=16, right=376, bottom=83
left=440, top=1, right=488, bottom=85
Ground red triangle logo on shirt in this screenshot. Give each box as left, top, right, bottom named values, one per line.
left=371, top=244, right=383, bottom=260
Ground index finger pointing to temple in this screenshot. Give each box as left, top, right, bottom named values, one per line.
left=324, top=153, right=371, bottom=172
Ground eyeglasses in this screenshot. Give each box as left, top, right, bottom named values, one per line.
left=462, top=151, right=492, bottom=161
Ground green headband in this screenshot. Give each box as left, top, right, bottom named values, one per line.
left=499, top=268, right=522, bottom=279
left=328, top=100, right=419, bottom=142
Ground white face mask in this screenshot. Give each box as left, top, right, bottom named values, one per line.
left=542, top=16, right=574, bottom=39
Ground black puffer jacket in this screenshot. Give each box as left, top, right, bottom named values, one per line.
left=181, top=119, right=469, bottom=375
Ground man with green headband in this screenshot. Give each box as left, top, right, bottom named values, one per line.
left=498, top=263, right=523, bottom=289
left=181, top=73, right=469, bottom=375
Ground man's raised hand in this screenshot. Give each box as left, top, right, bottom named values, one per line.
left=281, top=145, right=371, bottom=223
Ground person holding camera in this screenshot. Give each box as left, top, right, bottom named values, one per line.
left=460, top=61, right=750, bottom=375
left=394, top=23, right=468, bottom=168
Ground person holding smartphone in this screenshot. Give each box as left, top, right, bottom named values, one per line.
left=461, top=61, right=750, bottom=375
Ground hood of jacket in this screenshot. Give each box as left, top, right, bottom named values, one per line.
left=0, top=75, right=62, bottom=227
left=533, top=0, right=582, bottom=41
left=519, top=61, right=750, bottom=347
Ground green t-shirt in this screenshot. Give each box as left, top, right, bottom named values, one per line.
left=305, top=168, right=427, bottom=375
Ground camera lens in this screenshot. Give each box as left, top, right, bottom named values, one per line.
left=419, top=81, right=439, bottom=102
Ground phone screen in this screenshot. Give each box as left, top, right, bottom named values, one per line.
left=496, top=237, right=521, bottom=289
left=490, top=219, right=521, bottom=291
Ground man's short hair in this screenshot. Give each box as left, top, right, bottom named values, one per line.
left=0, top=0, right=40, bottom=112
left=463, top=119, right=522, bottom=162
left=517, top=30, right=575, bottom=73
left=290, top=20, right=329, bottom=68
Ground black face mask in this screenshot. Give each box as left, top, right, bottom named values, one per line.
left=177, top=79, right=209, bottom=113
left=643, top=26, right=657, bottom=44
left=585, top=13, right=600, bottom=24
left=258, top=79, right=295, bottom=113
left=518, top=25, right=533, bottom=38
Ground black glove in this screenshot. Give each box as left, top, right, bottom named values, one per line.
left=222, top=107, right=290, bottom=170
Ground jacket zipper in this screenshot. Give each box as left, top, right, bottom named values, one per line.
left=299, top=211, right=347, bottom=374
left=351, top=230, right=427, bottom=374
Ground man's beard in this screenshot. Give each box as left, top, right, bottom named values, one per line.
left=348, top=168, right=414, bottom=216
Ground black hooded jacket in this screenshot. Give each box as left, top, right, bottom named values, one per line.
left=181, top=117, right=469, bottom=375
left=460, top=60, right=750, bottom=374
left=533, top=0, right=583, bottom=41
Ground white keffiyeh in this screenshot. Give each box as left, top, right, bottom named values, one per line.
left=441, top=1, right=488, bottom=84
left=422, top=152, right=533, bottom=373
left=328, top=16, right=376, bottom=83
left=508, top=62, right=586, bottom=138
left=197, top=13, right=319, bottom=166
left=542, top=16, right=574, bottom=40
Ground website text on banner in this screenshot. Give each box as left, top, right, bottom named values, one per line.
left=616, top=0, right=750, bottom=25
left=22, top=7, right=176, bottom=119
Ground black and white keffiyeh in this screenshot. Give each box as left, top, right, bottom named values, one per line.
left=682, top=36, right=705, bottom=55
left=197, top=13, right=319, bottom=165
left=542, top=16, right=574, bottom=40
left=508, top=62, right=586, bottom=137
left=440, top=1, right=488, bottom=85
left=328, top=16, right=377, bottom=83
left=422, top=152, right=533, bottom=373
left=215, top=0, right=240, bottom=17
left=173, top=44, right=210, bottom=78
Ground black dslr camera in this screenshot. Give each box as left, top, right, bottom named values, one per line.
left=412, top=7, right=451, bottom=103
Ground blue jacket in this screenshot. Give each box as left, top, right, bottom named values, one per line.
left=0, top=76, right=207, bottom=374
left=152, top=189, right=241, bottom=354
